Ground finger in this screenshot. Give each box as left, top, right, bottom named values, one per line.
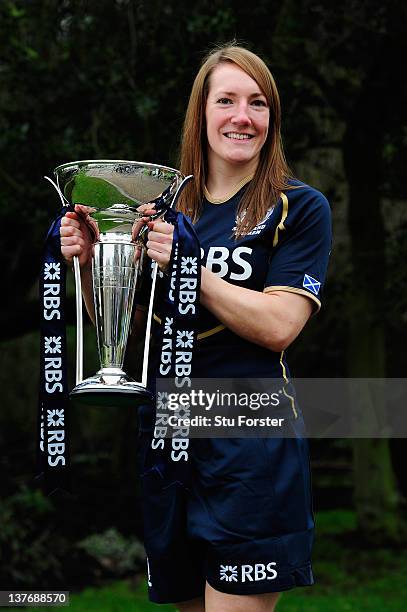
left=147, top=248, right=170, bottom=267
left=61, top=216, right=81, bottom=229
left=146, top=240, right=172, bottom=255
left=60, top=225, right=83, bottom=238
left=74, top=204, right=96, bottom=216
left=149, top=220, right=173, bottom=234
left=60, top=236, right=86, bottom=247
left=64, top=211, right=80, bottom=220
left=137, top=204, right=150, bottom=213
left=139, top=208, right=156, bottom=217
left=138, top=203, right=156, bottom=214
left=61, top=244, right=82, bottom=259
left=147, top=230, right=173, bottom=244
left=132, top=217, right=150, bottom=240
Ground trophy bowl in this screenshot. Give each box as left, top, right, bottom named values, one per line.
left=53, top=160, right=185, bottom=406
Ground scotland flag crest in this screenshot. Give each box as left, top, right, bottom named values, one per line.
left=303, top=274, right=321, bottom=295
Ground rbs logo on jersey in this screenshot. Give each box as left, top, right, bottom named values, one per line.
left=202, top=246, right=252, bottom=281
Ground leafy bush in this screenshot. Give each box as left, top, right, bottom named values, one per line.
left=78, top=528, right=145, bottom=577
left=0, top=487, right=64, bottom=588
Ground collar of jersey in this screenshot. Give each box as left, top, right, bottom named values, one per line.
left=204, top=174, right=254, bottom=204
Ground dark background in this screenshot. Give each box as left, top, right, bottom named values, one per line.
left=1, top=0, right=406, bottom=600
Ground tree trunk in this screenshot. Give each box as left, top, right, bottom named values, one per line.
left=343, top=94, right=402, bottom=544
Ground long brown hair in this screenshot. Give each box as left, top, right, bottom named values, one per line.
left=177, top=43, right=293, bottom=237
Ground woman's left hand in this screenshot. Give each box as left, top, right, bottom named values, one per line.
left=146, top=218, right=174, bottom=273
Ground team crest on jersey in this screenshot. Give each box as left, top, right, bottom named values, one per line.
left=303, top=274, right=321, bottom=295
left=247, top=206, right=275, bottom=235
left=233, top=208, right=247, bottom=230
left=258, top=206, right=276, bottom=225
left=233, top=206, right=275, bottom=235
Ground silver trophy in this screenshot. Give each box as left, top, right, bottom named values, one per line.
left=48, top=160, right=191, bottom=406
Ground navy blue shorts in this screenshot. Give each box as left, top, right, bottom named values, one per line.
left=138, top=414, right=315, bottom=604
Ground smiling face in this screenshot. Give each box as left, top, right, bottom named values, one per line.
left=205, top=62, right=270, bottom=174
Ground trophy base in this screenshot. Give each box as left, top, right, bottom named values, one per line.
left=70, top=368, right=153, bottom=407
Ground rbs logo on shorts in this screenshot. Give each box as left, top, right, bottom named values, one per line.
left=219, top=562, right=278, bottom=583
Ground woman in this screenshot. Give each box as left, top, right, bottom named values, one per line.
left=61, top=44, right=331, bottom=612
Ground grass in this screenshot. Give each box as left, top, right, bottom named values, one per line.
left=24, top=510, right=407, bottom=611
left=26, top=581, right=172, bottom=612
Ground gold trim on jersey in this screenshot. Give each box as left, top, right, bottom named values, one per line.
left=204, top=174, right=254, bottom=204
left=263, top=285, right=321, bottom=312
left=272, top=192, right=288, bottom=247
left=197, top=324, right=226, bottom=339
left=279, top=350, right=298, bottom=418
left=153, top=313, right=226, bottom=340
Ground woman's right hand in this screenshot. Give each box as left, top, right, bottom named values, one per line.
left=60, top=205, right=94, bottom=269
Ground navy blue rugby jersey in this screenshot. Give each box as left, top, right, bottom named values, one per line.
left=147, top=178, right=331, bottom=379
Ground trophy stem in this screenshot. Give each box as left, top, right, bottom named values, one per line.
left=73, top=255, right=84, bottom=385
left=93, top=238, right=139, bottom=370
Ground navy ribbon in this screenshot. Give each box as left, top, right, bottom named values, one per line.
left=37, top=205, right=72, bottom=494
left=144, top=210, right=201, bottom=489
left=38, top=201, right=200, bottom=493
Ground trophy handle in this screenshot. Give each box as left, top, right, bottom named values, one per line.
left=137, top=174, right=194, bottom=240
left=170, top=174, right=193, bottom=209
left=44, top=175, right=83, bottom=380
left=73, top=255, right=84, bottom=385
left=141, top=262, right=159, bottom=388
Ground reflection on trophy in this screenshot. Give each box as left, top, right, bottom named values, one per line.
left=52, top=160, right=191, bottom=406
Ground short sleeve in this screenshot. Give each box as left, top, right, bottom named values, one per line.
left=263, top=188, right=332, bottom=311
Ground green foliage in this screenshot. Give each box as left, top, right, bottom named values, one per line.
left=0, top=487, right=63, bottom=586
left=78, top=528, right=145, bottom=577
left=22, top=532, right=407, bottom=611
left=15, top=510, right=407, bottom=610
left=315, top=509, right=357, bottom=536
left=1, top=0, right=407, bottom=593
left=0, top=326, right=144, bottom=590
